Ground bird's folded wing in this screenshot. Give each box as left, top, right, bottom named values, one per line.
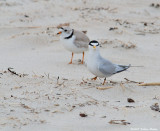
left=74, top=30, right=90, bottom=48
left=98, top=57, right=116, bottom=76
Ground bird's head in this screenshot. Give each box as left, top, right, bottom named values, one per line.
left=57, top=26, right=73, bottom=38
left=89, top=40, right=100, bottom=52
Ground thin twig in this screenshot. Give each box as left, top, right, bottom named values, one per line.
left=124, top=78, right=143, bottom=84
left=57, top=76, right=59, bottom=84
left=96, top=86, right=113, bottom=90
left=8, top=67, right=19, bottom=76
left=82, top=78, right=87, bottom=83
left=44, top=73, right=50, bottom=79
left=54, top=81, right=65, bottom=88
left=109, top=80, right=118, bottom=84
left=120, top=82, right=125, bottom=91
left=8, top=68, right=28, bottom=77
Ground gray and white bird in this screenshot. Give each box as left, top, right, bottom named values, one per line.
left=57, top=26, right=90, bottom=64
left=87, top=40, right=131, bottom=85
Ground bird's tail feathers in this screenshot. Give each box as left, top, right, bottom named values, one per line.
left=114, top=64, right=131, bottom=74
left=129, top=65, right=144, bottom=67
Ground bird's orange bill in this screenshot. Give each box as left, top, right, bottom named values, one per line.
left=57, top=31, right=62, bottom=35
left=93, top=45, right=96, bottom=49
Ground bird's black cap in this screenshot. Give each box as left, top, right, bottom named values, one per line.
left=89, top=40, right=99, bottom=46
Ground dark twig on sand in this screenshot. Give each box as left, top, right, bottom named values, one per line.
left=0, top=73, right=2, bottom=78
left=150, top=103, right=160, bottom=112
left=8, top=67, right=19, bottom=76
left=57, top=76, right=59, bottom=84
left=124, top=78, right=143, bottom=84
left=8, top=67, right=28, bottom=77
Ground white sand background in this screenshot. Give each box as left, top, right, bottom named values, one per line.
left=0, top=0, right=160, bottom=131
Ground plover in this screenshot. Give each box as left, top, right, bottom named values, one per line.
left=57, top=26, right=90, bottom=64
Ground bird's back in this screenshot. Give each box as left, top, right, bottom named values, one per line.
left=73, top=30, right=90, bottom=49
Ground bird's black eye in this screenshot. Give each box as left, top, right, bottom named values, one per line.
left=64, top=29, right=67, bottom=32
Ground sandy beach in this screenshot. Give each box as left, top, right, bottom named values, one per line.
left=0, top=0, right=160, bottom=130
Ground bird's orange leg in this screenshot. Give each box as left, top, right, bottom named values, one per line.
left=91, top=76, right=97, bottom=80
left=81, top=52, right=84, bottom=64
left=68, top=52, right=74, bottom=64
left=102, top=78, right=106, bottom=85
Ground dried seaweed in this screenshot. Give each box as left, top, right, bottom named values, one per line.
left=79, top=113, right=87, bottom=117
left=20, top=103, right=31, bottom=109
left=150, top=3, right=160, bottom=8
left=100, top=39, right=136, bottom=49
left=125, top=106, right=135, bottom=108
left=109, top=27, right=118, bottom=31
left=127, top=98, right=135, bottom=103
left=109, top=120, right=130, bottom=125
left=57, top=23, right=70, bottom=28
left=150, top=103, right=160, bottom=112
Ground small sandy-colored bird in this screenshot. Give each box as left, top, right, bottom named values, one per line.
left=57, top=26, right=90, bottom=64
left=87, top=40, right=131, bottom=85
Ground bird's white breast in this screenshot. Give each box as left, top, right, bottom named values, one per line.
left=87, top=53, right=105, bottom=78
left=60, top=35, right=87, bottom=53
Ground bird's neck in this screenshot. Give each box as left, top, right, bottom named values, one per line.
left=64, top=29, right=74, bottom=39
left=88, top=50, right=100, bottom=58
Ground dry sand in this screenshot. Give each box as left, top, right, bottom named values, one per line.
left=0, top=0, right=160, bottom=131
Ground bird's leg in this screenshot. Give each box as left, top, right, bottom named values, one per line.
left=102, top=78, right=106, bottom=85
left=81, top=52, right=84, bottom=64
left=68, top=52, right=74, bottom=64
left=91, top=76, right=97, bottom=80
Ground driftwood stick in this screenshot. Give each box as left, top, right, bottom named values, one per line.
left=120, top=83, right=125, bottom=91
left=138, top=83, right=160, bottom=86
left=109, top=120, right=130, bottom=125
left=96, top=86, right=113, bottom=90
